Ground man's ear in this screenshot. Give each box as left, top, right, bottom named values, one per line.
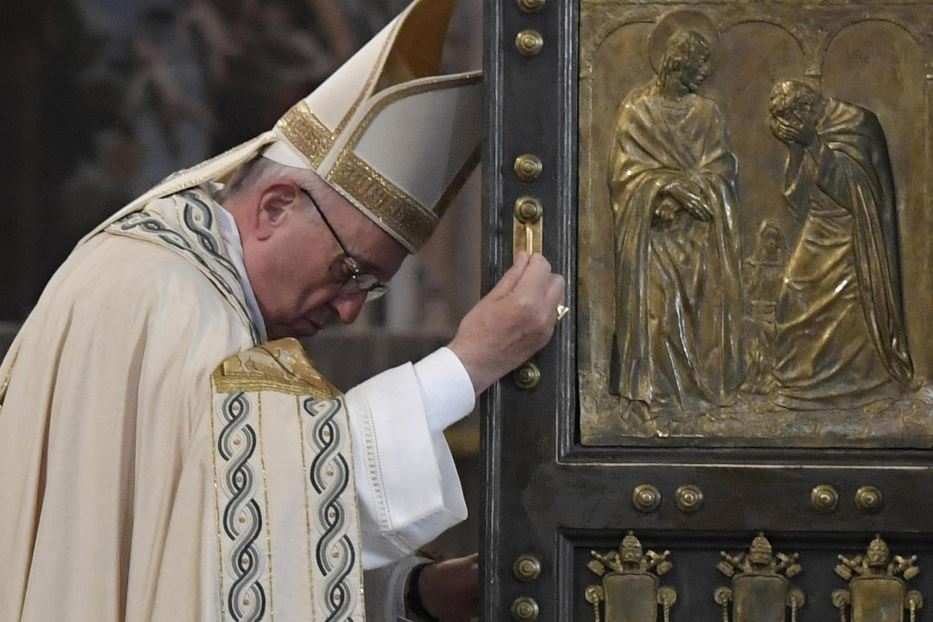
left=255, top=183, right=300, bottom=241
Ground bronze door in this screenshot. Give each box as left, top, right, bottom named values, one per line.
left=482, top=1, right=933, bottom=620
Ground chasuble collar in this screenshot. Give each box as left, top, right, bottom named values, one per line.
left=104, top=186, right=263, bottom=346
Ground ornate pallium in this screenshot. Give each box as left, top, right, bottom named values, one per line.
left=714, top=534, right=806, bottom=622
left=585, top=532, right=677, bottom=622
left=578, top=2, right=933, bottom=448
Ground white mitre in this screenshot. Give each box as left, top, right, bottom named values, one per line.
left=91, top=0, right=482, bottom=253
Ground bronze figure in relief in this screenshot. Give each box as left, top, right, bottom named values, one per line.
left=585, top=532, right=677, bottom=622
left=768, top=80, right=916, bottom=410
left=714, top=533, right=805, bottom=622
left=607, top=14, right=743, bottom=417
left=832, top=535, right=923, bottom=622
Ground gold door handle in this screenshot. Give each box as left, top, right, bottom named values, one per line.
left=513, top=196, right=543, bottom=259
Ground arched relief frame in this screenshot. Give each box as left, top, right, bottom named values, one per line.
left=577, top=1, right=933, bottom=449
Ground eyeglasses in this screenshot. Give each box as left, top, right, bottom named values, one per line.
left=299, top=187, right=389, bottom=301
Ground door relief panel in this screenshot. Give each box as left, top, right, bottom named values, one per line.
left=577, top=2, right=933, bottom=448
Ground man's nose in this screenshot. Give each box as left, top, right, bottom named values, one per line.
left=332, top=292, right=367, bottom=324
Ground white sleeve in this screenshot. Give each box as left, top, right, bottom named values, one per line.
left=363, top=555, right=426, bottom=622
left=346, top=347, right=475, bottom=569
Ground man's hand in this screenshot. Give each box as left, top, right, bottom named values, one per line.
left=417, top=554, right=479, bottom=622
left=662, top=179, right=712, bottom=222
left=449, top=252, right=565, bottom=394
left=769, top=115, right=816, bottom=147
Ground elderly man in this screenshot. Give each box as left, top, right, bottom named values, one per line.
left=608, top=27, right=743, bottom=416
left=768, top=80, right=913, bottom=409
left=0, top=1, right=565, bottom=620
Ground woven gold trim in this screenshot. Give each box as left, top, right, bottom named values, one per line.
left=255, top=391, right=277, bottom=617
left=325, top=74, right=481, bottom=250
left=212, top=338, right=341, bottom=399
left=276, top=101, right=335, bottom=169
left=334, top=15, right=403, bottom=137
left=327, top=150, right=438, bottom=251
left=434, top=143, right=481, bottom=219
left=345, top=73, right=482, bottom=154
left=207, top=384, right=228, bottom=619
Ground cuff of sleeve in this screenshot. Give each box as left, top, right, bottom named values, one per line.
left=413, top=347, right=476, bottom=433
left=347, top=362, right=467, bottom=569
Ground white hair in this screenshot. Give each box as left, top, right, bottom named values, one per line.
left=215, top=156, right=322, bottom=204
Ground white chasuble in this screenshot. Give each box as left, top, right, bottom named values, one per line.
left=208, top=340, right=364, bottom=622
left=0, top=186, right=471, bottom=621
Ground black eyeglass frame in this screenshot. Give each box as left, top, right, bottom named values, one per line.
left=298, top=187, right=389, bottom=301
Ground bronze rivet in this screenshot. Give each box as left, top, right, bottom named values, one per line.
left=855, top=486, right=884, bottom=513
left=511, top=596, right=540, bottom=621
left=517, top=0, right=546, bottom=13
left=513, top=555, right=542, bottom=582
left=811, top=484, right=839, bottom=513
left=514, top=154, right=543, bottom=182
left=514, top=197, right=543, bottom=224
left=513, top=362, right=541, bottom=391
left=675, top=484, right=703, bottom=514
left=515, top=30, right=544, bottom=57
left=633, top=484, right=662, bottom=513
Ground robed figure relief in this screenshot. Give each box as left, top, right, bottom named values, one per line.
left=767, top=80, right=915, bottom=410
left=608, top=19, right=743, bottom=416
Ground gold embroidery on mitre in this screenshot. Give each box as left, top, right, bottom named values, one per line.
left=212, top=338, right=340, bottom=399
left=273, top=14, right=403, bottom=169
left=325, top=74, right=481, bottom=250
left=434, top=143, right=481, bottom=220
left=276, top=101, right=335, bottom=169
left=345, top=74, right=483, bottom=154
left=333, top=14, right=403, bottom=137
left=327, top=150, right=439, bottom=251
